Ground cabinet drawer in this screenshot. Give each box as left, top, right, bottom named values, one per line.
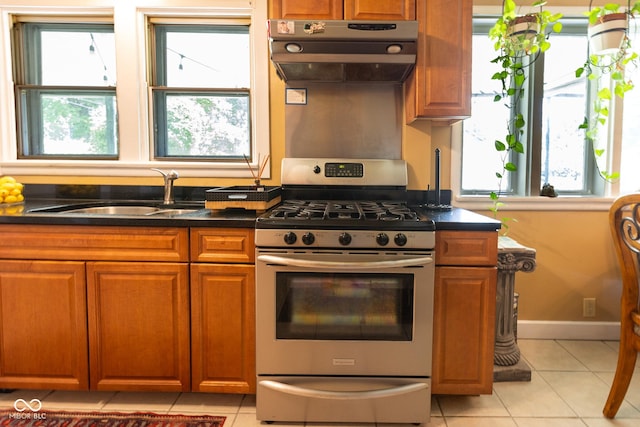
left=191, top=228, right=255, bottom=264
left=435, top=230, right=497, bottom=266
left=0, top=224, right=188, bottom=262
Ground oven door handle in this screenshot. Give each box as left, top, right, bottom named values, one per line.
left=260, top=379, right=427, bottom=400
left=257, top=254, right=433, bottom=269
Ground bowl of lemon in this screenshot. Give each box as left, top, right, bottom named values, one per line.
left=0, top=176, right=24, bottom=205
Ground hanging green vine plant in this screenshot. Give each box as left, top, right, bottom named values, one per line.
left=488, top=0, right=562, bottom=222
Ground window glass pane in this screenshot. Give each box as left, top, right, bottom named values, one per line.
left=462, top=33, right=509, bottom=193
left=153, top=24, right=252, bottom=160
left=19, top=89, right=117, bottom=156
left=621, top=31, right=640, bottom=193
left=165, top=29, right=249, bottom=88
left=163, top=93, right=249, bottom=157
left=40, top=29, right=116, bottom=86
left=540, top=35, right=589, bottom=192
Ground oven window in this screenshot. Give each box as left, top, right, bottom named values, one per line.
left=275, top=273, right=414, bottom=341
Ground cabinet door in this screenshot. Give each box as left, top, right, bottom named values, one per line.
left=345, top=0, right=415, bottom=20
left=406, top=0, right=471, bottom=122
left=271, top=0, right=343, bottom=19
left=432, top=266, right=496, bottom=395
left=0, top=260, right=88, bottom=390
left=87, top=262, right=190, bottom=392
left=191, top=263, right=256, bottom=394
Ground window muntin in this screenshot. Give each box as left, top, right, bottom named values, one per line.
left=13, top=22, right=117, bottom=158
left=151, top=24, right=251, bottom=160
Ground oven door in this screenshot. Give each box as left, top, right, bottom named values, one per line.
left=255, top=249, right=434, bottom=377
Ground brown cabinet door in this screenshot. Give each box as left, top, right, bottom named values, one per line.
left=406, top=0, right=471, bottom=121
left=87, top=262, right=190, bottom=392
left=191, top=263, right=256, bottom=394
left=0, top=260, right=88, bottom=390
left=271, top=0, right=344, bottom=19
left=432, top=266, right=497, bottom=395
left=345, top=0, right=415, bottom=20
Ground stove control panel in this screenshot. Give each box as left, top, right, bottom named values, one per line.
left=323, top=162, right=364, bottom=178
left=256, top=229, right=435, bottom=250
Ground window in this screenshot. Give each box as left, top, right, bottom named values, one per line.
left=461, top=15, right=638, bottom=200
left=0, top=1, right=269, bottom=178
left=150, top=22, right=251, bottom=160
left=13, top=21, right=117, bottom=158
left=620, top=30, right=640, bottom=194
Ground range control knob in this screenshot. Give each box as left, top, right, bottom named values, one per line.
left=376, top=233, right=389, bottom=246
left=283, top=232, right=297, bottom=245
left=394, top=233, right=408, bottom=247
left=302, top=232, right=315, bottom=245
left=338, top=232, right=352, bottom=246
left=313, top=165, right=321, bottom=174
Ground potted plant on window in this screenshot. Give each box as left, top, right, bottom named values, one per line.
left=488, top=0, right=562, bottom=220
left=576, top=1, right=640, bottom=181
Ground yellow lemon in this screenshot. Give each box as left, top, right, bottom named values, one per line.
left=1, top=182, right=16, bottom=192
left=0, top=189, right=8, bottom=198
left=3, top=195, right=17, bottom=204
left=0, top=176, right=16, bottom=184
left=10, top=188, right=21, bottom=196
left=16, top=194, right=24, bottom=202
left=14, top=182, right=23, bottom=191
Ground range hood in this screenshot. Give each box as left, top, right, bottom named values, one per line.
left=268, top=20, right=418, bottom=83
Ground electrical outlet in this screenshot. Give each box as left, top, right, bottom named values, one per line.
left=583, top=298, right=596, bottom=317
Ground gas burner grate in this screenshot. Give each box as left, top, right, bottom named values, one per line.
left=266, top=200, right=422, bottom=222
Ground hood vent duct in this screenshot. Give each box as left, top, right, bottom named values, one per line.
left=268, top=20, right=418, bottom=83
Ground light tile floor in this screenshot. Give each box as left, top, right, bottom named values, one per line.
left=1, top=339, right=639, bottom=426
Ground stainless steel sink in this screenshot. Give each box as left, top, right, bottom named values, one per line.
left=28, top=203, right=203, bottom=217
left=60, top=206, right=200, bottom=216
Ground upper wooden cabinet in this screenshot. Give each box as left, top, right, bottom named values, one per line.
left=271, top=0, right=415, bottom=20
left=345, top=0, right=415, bottom=20
left=405, top=0, right=472, bottom=122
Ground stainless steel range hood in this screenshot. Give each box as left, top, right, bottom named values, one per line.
left=268, top=20, right=418, bottom=83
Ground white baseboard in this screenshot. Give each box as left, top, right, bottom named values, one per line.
left=517, top=320, right=621, bottom=341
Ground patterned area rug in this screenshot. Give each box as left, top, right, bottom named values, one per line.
left=0, top=410, right=225, bottom=427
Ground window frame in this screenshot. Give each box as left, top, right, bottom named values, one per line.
left=452, top=5, right=620, bottom=212
left=149, top=21, right=252, bottom=161
left=0, top=1, right=270, bottom=179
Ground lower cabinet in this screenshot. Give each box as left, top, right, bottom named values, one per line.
left=86, top=262, right=190, bottom=392
left=432, top=230, right=498, bottom=395
left=432, top=266, right=497, bottom=394
left=191, top=263, right=256, bottom=393
left=0, top=260, right=88, bottom=390
left=0, top=224, right=256, bottom=393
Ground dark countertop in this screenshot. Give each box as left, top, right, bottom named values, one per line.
left=0, top=184, right=500, bottom=231
left=420, top=206, right=501, bottom=231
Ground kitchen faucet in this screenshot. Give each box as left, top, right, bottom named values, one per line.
left=151, top=168, right=179, bottom=205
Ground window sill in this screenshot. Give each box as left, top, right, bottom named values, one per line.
left=453, top=195, right=615, bottom=212
left=0, top=160, right=270, bottom=179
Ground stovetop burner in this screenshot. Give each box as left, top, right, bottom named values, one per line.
left=266, top=200, right=421, bottom=222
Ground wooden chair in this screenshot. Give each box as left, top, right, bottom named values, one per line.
left=603, top=193, right=640, bottom=418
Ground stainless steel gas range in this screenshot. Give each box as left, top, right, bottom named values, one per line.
left=255, top=158, right=435, bottom=424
